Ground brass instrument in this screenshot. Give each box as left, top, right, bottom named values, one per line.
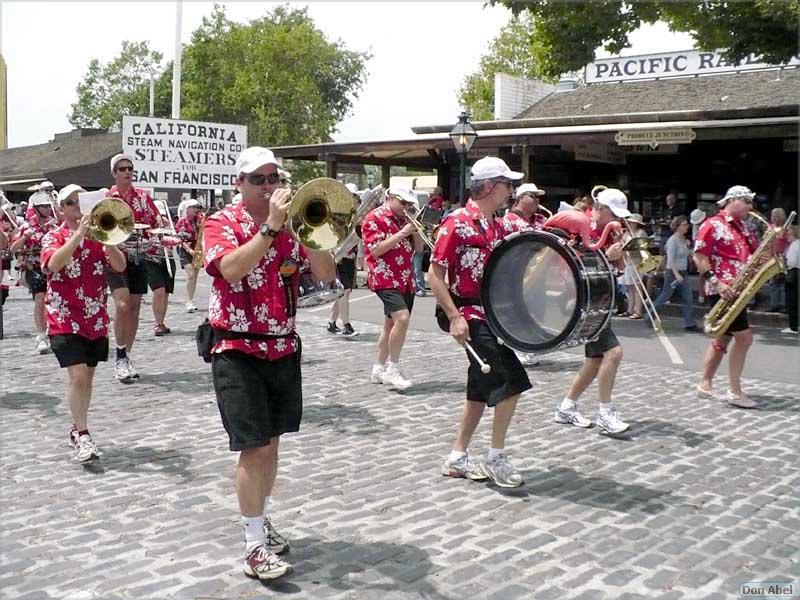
left=284, top=178, right=356, bottom=251
left=538, top=204, right=553, bottom=219
left=88, top=197, right=135, bottom=245
left=704, top=210, right=797, bottom=336
left=620, top=219, right=663, bottom=331
left=192, top=215, right=206, bottom=270
left=333, top=185, right=385, bottom=263
left=590, top=185, right=607, bottom=202
left=2, top=204, right=18, bottom=232
left=402, top=206, right=437, bottom=252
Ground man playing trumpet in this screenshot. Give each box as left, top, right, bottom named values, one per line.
left=362, top=186, right=423, bottom=390
left=41, top=185, right=126, bottom=462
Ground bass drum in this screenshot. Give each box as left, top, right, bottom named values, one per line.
left=481, top=231, right=615, bottom=353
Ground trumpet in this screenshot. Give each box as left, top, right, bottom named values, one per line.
left=88, top=197, right=135, bottom=246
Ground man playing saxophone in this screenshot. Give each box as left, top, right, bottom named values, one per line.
left=693, top=185, right=760, bottom=408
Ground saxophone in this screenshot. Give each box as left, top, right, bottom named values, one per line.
left=704, top=210, right=796, bottom=336
left=191, top=214, right=206, bottom=271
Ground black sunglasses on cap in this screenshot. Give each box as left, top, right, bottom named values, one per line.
left=246, top=172, right=281, bottom=186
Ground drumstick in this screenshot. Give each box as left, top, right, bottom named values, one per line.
left=464, top=341, right=491, bottom=374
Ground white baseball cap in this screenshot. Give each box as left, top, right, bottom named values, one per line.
left=235, top=147, right=281, bottom=176
left=690, top=208, right=706, bottom=225
left=718, top=185, right=755, bottom=205
left=470, top=157, right=524, bottom=182
left=39, top=180, right=55, bottom=190
left=57, top=184, right=86, bottom=202
left=30, top=191, right=53, bottom=207
left=110, top=153, right=134, bottom=174
left=516, top=183, right=545, bottom=197
left=387, top=186, right=417, bottom=205
left=184, top=199, right=201, bottom=209
left=596, top=188, right=631, bottom=218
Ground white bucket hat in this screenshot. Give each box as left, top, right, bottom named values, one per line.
left=30, top=191, right=53, bottom=207
left=689, top=208, right=706, bottom=225
left=110, top=153, right=134, bottom=174
left=718, top=185, right=755, bottom=205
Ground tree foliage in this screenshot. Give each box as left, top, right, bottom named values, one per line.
left=69, top=41, right=170, bottom=128
left=69, top=3, right=370, bottom=152
left=457, top=14, right=548, bottom=121
left=488, top=0, right=800, bottom=79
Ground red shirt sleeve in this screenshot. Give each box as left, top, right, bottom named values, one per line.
left=40, top=229, right=63, bottom=271
left=362, top=211, right=388, bottom=255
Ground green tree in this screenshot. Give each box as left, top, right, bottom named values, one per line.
left=457, top=14, right=547, bottom=121
left=181, top=4, right=370, bottom=147
left=489, top=0, right=800, bottom=79
left=69, top=41, right=170, bottom=128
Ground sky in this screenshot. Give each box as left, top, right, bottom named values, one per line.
left=2, top=1, right=692, bottom=149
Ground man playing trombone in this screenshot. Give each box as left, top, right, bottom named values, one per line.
left=41, top=184, right=126, bottom=462
left=362, top=186, right=423, bottom=390
left=202, top=147, right=335, bottom=582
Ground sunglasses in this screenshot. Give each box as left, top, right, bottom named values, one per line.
left=246, top=172, right=281, bottom=186
left=116, top=166, right=134, bottom=173
left=63, top=199, right=77, bottom=207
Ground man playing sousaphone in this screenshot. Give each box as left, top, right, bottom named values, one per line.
left=41, top=184, right=126, bottom=462
left=429, top=156, right=532, bottom=488
left=106, top=153, right=163, bottom=382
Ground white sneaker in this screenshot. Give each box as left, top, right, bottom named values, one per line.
left=596, top=409, right=630, bottom=435
left=186, top=301, right=198, bottom=313
left=114, top=358, right=133, bottom=382
left=483, top=454, right=523, bottom=488
left=554, top=407, right=592, bottom=428
left=380, top=365, right=412, bottom=391
left=516, top=352, right=540, bottom=367
left=35, top=335, right=49, bottom=354
left=76, top=434, right=100, bottom=463
left=370, top=365, right=385, bottom=384
left=126, top=359, right=140, bottom=379
left=780, top=327, right=799, bottom=335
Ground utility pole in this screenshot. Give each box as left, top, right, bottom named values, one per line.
left=171, top=0, right=182, bottom=119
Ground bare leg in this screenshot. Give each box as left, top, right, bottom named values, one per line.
left=387, top=309, right=410, bottom=362
left=127, top=294, right=142, bottom=351
left=339, top=289, right=351, bottom=323
left=67, top=364, right=94, bottom=430
left=376, top=317, right=392, bottom=365
left=236, top=444, right=274, bottom=517
left=491, top=395, right=519, bottom=449
left=453, top=400, right=486, bottom=451
left=185, top=266, right=198, bottom=303
left=263, top=436, right=280, bottom=497
left=565, top=357, right=602, bottom=402
left=596, top=346, right=623, bottom=404
left=33, top=292, right=46, bottom=334
left=329, top=297, right=340, bottom=324
left=727, top=329, right=753, bottom=395
left=699, top=336, right=730, bottom=392
left=152, top=287, right=168, bottom=326
left=111, top=287, right=132, bottom=349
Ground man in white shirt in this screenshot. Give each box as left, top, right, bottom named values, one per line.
left=783, top=225, right=799, bottom=334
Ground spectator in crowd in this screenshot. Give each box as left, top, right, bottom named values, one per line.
left=690, top=209, right=707, bottom=303
left=658, top=192, right=681, bottom=250
left=428, top=186, right=446, bottom=211
left=783, top=225, right=799, bottom=335
left=652, top=215, right=698, bottom=331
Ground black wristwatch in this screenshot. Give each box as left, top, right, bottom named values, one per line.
left=259, top=223, right=280, bottom=239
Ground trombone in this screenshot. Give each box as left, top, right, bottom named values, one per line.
left=621, top=218, right=662, bottom=331
left=87, top=198, right=135, bottom=246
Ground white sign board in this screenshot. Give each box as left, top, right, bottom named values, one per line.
left=615, top=128, right=696, bottom=149
left=122, top=116, right=247, bottom=190
left=586, top=49, right=800, bottom=84
left=572, top=143, right=626, bottom=165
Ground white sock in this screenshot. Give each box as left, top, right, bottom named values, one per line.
left=487, top=448, right=505, bottom=462
left=372, top=363, right=385, bottom=374
left=386, top=361, right=398, bottom=372
left=599, top=403, right=613, bottom=414
left=263, top=496, right=271, bottom=516
left=448, top=449, right=467, bottom=462
left=559, top=398, right=576, bottom=412
left=242, top=515, right=266, bottom=553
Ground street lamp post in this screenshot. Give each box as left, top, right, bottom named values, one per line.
left=449, top=111, right=478, bottom=206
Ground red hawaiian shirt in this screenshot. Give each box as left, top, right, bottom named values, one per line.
left=41, top=223, right=111, bottom=339
left=203, top=203, right=309, bottom=360
left=108, top=185, right=162, bottom=259
left=175, top=213, right=202, bottom=248
left=432, top=200, right=519, bottom=322
left=428, top=195, right=445, bottom=211
left=694, top=212, right=758, bottom=295
left=362, top=205, right=415, bottom=292
left=12, top=215, right=54, bottom=267
left=504, top=210, right=542, bottom=233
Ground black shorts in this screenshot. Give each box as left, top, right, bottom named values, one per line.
left=337, top=258, right=356, bottom=290
left=706, top=294, right=749, bottom=334
left=585, top=325, right=620, bottom=358
left=375, top=289, right=415, bottom=318
left=146, top=259, right=176, bottom=294
left=25, top=267, right=46, bottom=296
left=212, top=348, right=303, bottom=451
left=50, top=334, right=109, bottom=368
left=106, top=260, right=149, bottom=295
left=178, top=248, right=194, bottom=269
left=466, top=320, right=532, bottom=407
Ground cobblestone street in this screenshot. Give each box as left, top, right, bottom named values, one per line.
left=1, top=279, right=798, bottom=600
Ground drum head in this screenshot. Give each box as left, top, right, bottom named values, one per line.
left=481, top=231, right=585, bottom=353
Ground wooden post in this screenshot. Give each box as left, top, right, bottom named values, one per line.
left=521, top=145, right=532, bottom=182
left=326, top=157, right=338, bottom=179
left=381, top=165, right=390, bottom=188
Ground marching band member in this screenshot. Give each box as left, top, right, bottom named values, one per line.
left=505, top=182, right=546, bottom=230
left=175, top=199, right=203, bottom=313
left=362, top=186, right=423, bottom=390
left=41, top=185, right=126, bottom=462
left=203, top=147, right=335, bottom=582
left=10, top=191, right=57, bottom=353
left=551, top=188, right=631, bottom=435
left=429, top=157, right=531, bottom=488
left=327, top=183, right=359, bottom=337
left=106, top=153, right=163, bottom=382
left=694, top=185, right=760, bottom=408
